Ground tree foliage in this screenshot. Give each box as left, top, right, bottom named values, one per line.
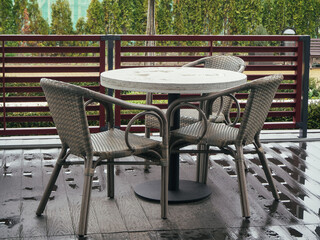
left=102, top=0, right=122, bottom=34
left=86, top=0, right=105, bottom=34
left=21, top=8, right=30, bottom=34
left=27, top=0, right=49, bottom=34
left=1, top=0, right=320, bottom=38
left=50, top=0, right=73, bottom=34
left=156, top=0, right=172, bottom=34
left=76, top=17, right=87, bottom=34
left=13, top=0, right=28, bottom=33
left=0, top=0, right=15, bottom=33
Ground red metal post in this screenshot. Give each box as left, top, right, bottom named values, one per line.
left=114, top=38, right=122, bottom=127
left=99, top=40, right=106, bottom=129
left=1, top=40, right=6, bottom=131
left=115, top=39, right=121, bottom=69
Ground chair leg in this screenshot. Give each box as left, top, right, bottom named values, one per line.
left=78, top=167, right=94, bottom=237
left=254, top=137, right=280, bottom=201
left=160, top=164, right=168, bottom=219
left=36, top=148, right=69, bottom=216
left=235, top=145, right=250, bottom=218
left=196, top=144, right=209, bottom=184
left=107, top=160, right=115, bottom=198
left=144, top=128, right=151, bottom=172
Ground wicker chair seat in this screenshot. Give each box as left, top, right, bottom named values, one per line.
left=91, top=128, right=161, bottom=159
left=145, top=108, right=225, bottom=129
left=171, top=122, right=239, bottom=147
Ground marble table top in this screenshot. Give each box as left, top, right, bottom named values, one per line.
left=100, top=67, right=247, bottom=94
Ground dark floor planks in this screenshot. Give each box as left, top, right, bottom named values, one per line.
left=0, top=140, right=320, bottom=239
left=41, top=148, right=75, bottom=237
left=0, top=149, right=23, bottom=239
left=19, top=149, right=47, bottom=238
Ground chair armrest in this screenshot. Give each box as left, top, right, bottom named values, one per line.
left=208, top=94, right=241, bottom=127
left=166, top=82, right=251, bottom=126
left=83, top=89, right=169, bottom=149
left=85, top=99, right=114, bottom=129
left=166, top=102, right=208, bottom=143
left=82, top=88, right=167, bottom=120
left=125, top=110, right=167, bottom=153
left=238, top=65, right=246, bottom=73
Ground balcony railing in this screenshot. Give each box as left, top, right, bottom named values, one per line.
left=1, top=35, right=310, bottom=137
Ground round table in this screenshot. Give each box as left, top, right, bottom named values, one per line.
left=101, top=67, right=247, bottom=203
left=101, top=67, right=246, bottom=93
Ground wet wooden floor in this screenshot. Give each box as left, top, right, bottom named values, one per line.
left=1, top=139, right=320, bottom=239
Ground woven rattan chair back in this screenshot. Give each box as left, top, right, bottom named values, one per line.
left=183, top=55, right=245, bottom=124
left=41, top=79, right=93, bottom=158
left=202, top=56, right=245, bottom=121
left=203, top=55, right=245, bottom=72
left=237, top=74, right=283, bottom=145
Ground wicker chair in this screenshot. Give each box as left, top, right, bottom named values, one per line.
left=36, top=78, right=169, bottom=237
left=145, top=55, right=246, bottom=136
left=167, top=74, right=283, bottom=218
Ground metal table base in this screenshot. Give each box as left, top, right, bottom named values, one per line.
left=134, top=179, right=211, bottom=203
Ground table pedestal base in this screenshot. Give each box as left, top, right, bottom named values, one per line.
left=134, top=180, right=212, bottom=203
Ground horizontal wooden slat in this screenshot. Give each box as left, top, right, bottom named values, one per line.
left=4, top=86, right=99, bottom=93
left=1, top=66, right=100, bottom=73
left=4, top=46, right=100, bottom=53
left=121, top=46, right=211, bottom=53
left=120, top=55, right=297, bottom=63
left=119, top=34, right=301, bottom=41
left=3, top=76, right=100, bottom=83
left=1, top=105, right=100, bottom=113
left=2, top=115, right=99, bottom=122
left=234, top=92, right=296, bottom=99
left=0, top=126, right=100, bottom=136
left=245, top=65, right=297, bottom=71
left=121, top=46, right=298, bottom=53
left=262, top=122, right=296, bottom=129
left=4, top=57, right=100, bottom=63
left=0, top=34, right=103, bottom=41
left=1, top=96, right=46, bottom=102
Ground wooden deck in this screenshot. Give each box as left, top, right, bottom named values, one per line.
left=1, top=132, right=320, bottom=239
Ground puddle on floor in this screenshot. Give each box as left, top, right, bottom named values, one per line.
left=0, top=217, right=19, bottom=228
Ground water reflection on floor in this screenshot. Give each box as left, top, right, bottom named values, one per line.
left=0, top=140, right=319, bottom=239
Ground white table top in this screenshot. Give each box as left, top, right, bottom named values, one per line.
left=100, top=67, right=247, bottom=94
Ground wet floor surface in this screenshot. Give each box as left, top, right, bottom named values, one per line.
left=0, top=140, right=320, bottom=239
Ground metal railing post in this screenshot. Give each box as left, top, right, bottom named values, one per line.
left=1, top=40, right=6, bottom=133
left=299, top=35, right=310, bottom=138
left=101, top=35, right=120, bottom=97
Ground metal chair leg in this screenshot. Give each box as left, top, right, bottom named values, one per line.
left=161, top=164, right=168, bottom=219
left=107, top=160, right=114, bottom=198
left=36, top=148, right=69, bottom=216
left=254, top=136, right=280, bottom=200
left=78, top=167, right=94, bottom=237
left=235, top=145, right=250, bottom=218
left=196, top=144, right=209, bottom=184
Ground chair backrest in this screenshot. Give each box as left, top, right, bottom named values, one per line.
left=204, top=55, right=245, bottom=73
left=204, top=56, right=245, bottom=120
left=40, top=78, right=93, bottom=158
left=237, top=74, right=283, bottom=145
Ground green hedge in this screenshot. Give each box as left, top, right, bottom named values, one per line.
left=308, top=101, right=320, bottom=129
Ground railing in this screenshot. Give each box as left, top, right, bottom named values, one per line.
left=1, top=35, right=106, bottom=136
left=1, top=35, right=310, bottom=137
left=104, top=35, right=310, bottom=138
